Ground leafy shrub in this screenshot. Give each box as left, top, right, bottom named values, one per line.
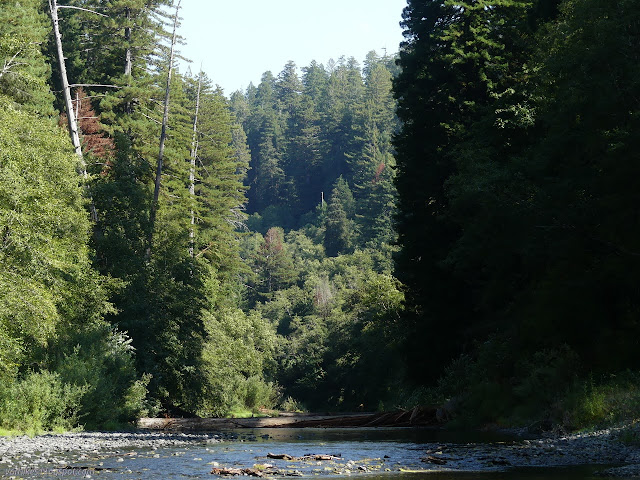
left=199, top=308, right=278, bottom=416
left=280, top=396, right=306, bottom=413
left=47, top=323, right=151, bottom=429
left=0, top=371, right=86, bottom=433
left=411, top=341, right=583, bottom=428
left=242, top=375, right=280, bottom=410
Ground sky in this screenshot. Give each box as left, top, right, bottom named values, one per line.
left=177, top=0, right=407, bottom=94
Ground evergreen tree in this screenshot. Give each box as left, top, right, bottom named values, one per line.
left=352, top=55, right=398, bottom=247
left=321, top=57, right=364, bottom=187
left=514, top=0, right=640, bottom=371
left=393, top=0, right=534, bottom=380
left=324, top=177, right=354, bottom=257
left=254, top=227, right=297, bottom=297
left=0, top=0, right=54, bottom=114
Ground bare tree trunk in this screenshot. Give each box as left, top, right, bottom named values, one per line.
left=124, top=6, right=133, bottom=116
left=124, top=7, right=132, bottom=78
left=50, top=0, right=82, bottom=157
left=146, top=0, right=181, bottom=261
left=48, top=0, right=98, bottom=224
left=189, top=71, right=202, bottom=258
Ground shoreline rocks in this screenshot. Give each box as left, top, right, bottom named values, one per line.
left=0, top=426, right=639, bottom=477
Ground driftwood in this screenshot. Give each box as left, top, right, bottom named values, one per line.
left=286, top=407, right=439, bottom=428
left=422, top=455, right=448, bottom=465
left=266, top=453, right=341, bottom=461
left=139, top=406, right=443, bottom=431
left=266, top=453, right=294, bottom=460
left=211, top=467, right=265, bottom=477
left=300, top=455, right=341, bottom=461
left=210, top=466, right=304, bottom=477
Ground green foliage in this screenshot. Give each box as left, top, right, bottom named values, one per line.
left=47, top=323, right=152, bottom=428
left=199, top=308, right=278, bottom=416
left=0, top=105, right=91, bottom=376
left=232, top=52, right=398, bottom=242
left=0, top=371, right=87, bottom=434
left=562, top=372, right=640, bottom=430
left=246, top=216, right=405, bottom=410
left=323, top=177, right=354, bottom=257
left=14, top=0, right=638, bottom=432
left=280, top=396, right=306, bottom=413
left=391, top=0, right=640, bottom=429
left=0, top=0, right=54, bottom=114
left=393, top=0, right=537, bottom=382
left=417, top=340, right=580, bottom=428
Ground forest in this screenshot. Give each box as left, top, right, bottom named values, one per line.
left=1, top=0, right=639, bottom=433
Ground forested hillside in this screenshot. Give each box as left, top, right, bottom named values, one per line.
left=0, top=0, right=405, bottom=430
left=394, top=0, right=640, bottom=427
left=1, top=0, right=639, bottom=433
left=0, top=0, right=271, bottom=429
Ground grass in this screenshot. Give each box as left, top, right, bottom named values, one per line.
left=227, top=407, right=268, bottom=418
left=0, top=428, right=23, bottom=437
left=562, top=372, right=640, bottom=430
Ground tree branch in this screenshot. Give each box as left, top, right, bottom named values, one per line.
left=69, top=83, right=120, bottom=88
left=56, top=5, right=108, bottom=17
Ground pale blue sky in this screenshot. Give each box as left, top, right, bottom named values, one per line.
left=177, top=0, right=407, bottom=94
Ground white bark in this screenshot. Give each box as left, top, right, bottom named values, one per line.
left=48, top=0, right=98, bottom=223
left=189, top=71, right=202, bottom=257
left=147, top=0, right=182, bottom=260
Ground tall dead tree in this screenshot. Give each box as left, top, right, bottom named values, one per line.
left=48, top=0, right=100, bottom=223
left=123, top=6, right=133, bottom=116
left=189, top=70, right=202, bottom=258
left=146, top=0, right=182, bottom=260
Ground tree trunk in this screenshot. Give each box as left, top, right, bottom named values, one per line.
left=48, top=0, right=98, bottom=224
left=146, top=0, right=181, bottom=261
left=124, top=6, right=133, bottom=116
left=189, top=71, right=202, bottom=258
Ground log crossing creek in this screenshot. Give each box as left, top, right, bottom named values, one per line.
left=1, top=422, right=639, bottom=479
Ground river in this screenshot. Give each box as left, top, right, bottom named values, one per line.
left=0, top=428, right=636, bottom=479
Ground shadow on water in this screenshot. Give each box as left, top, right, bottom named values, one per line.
left=371, top=466, right=618, bottom=480
left=226, top=427, right=519, bottom=445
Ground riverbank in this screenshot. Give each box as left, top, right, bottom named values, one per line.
left=411, top=426, right=640, bottom=476
left=136, top=408, right=439, bottom=430
left=0, top=431, right=223, bottom=459
left=1, top=425, right=640, bottom=477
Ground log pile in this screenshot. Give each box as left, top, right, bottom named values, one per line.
left=283, top=407, right=439, bottom=428
left=140, top=406, right=442, bottom=431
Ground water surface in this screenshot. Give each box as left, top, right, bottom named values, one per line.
left=0, top=428, right=630, bottom=480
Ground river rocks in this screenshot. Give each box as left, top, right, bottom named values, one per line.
left=0, top=430, right=226, bottom=473
left=597, top=464, right=640, bottom=477
left=0, top=426, right=639, bottom=478
left=413, top=427, right=639, bottom=473
left=422, top=455, right=449, bottom=465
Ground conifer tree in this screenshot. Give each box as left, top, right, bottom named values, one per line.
left=393, top=0, right=534, bottom=379
left=324, top=177, right=354, bottom=257
left=352, top=56, right=398, bottom=247
left=0, top=0, right=54, bottom=114
left=321, top=57, right=364, bottom=187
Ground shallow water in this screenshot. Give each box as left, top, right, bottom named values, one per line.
left=0, top=428, right=631, bottom=480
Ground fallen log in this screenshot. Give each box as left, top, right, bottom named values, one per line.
left=266, top=453, right=341, bottom=461
left=267, top=453, right=295, bottom=460
left=139, top=407, right=442, bottom=431
left=422, top=455, right=448, bottom=465
left=211, top=467, right=265, bottom=477
left=298, top=454, right=342, bottom=461
left=287, top=408, right=440, bottom=428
